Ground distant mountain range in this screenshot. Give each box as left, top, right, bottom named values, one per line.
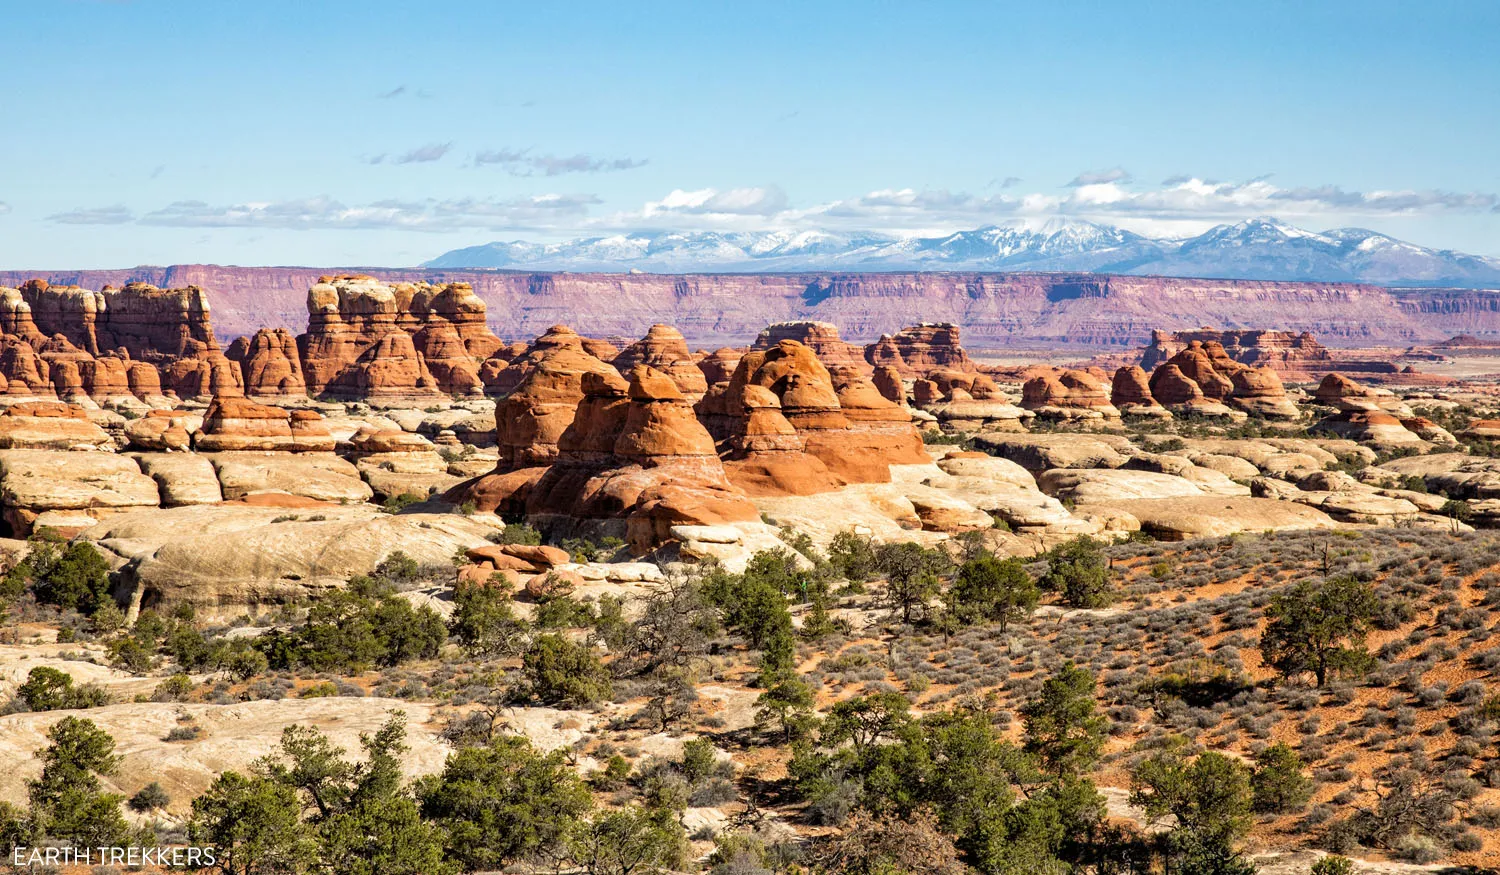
left=424, top=217, right=1500, bottom=287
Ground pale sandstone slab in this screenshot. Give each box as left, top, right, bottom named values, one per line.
left=1086, top=496, right=1337, bottom=540
left=205, top=451, right=373, bottom=503
left=132, top=452, right=223, bottom=506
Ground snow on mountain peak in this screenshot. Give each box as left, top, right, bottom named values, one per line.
left=420, top=218, right=1500, bottom=287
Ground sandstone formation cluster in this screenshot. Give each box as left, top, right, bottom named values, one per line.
left=0, top=274, right=1494, bottom=622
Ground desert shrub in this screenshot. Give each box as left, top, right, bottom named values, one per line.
left=16, top=666, right=111, bottom=711
left=380, top=491, right=424, bottom=514
left=491, top=523, right=543, bottom=546
left=27, top=540, right=114, bottom=617
left=1251, top=743, right=1313, bottom=814
left=128, top=782, right=170, bottom=812
left=522, top=634, right=612, bottom=706
left=827, top=531, right=878, bottom=582
left=1040, top=536, right=1116, bottom=609
left=255, top=586, right=446, bottom=672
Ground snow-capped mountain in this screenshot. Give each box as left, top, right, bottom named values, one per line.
left=423, top=217, right=1500, bottom=287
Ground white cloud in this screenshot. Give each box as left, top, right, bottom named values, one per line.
left=48, top=205, right=134, bottom=225
left=369, top=143, right=453, bottom=165
left=794, top=176, right=1500, bottom=230
left=1068, top=167, right=1133, bottom=187
left=139, top=194, right=598, bottom=232
left=0, top=202, right=10, bottom=215
left=642, top=186, right=790, bottom=217
left=474, top=148, right=648, bottom=176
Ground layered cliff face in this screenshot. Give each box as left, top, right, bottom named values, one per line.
left=865, top=322, right=975, bottom=375
left=295, top=275, right=500, bottom=400
left=8, top=266, right=1479, bottom=348
left=0, top=280, right=233, bottom=402
left=1140, top=328, right=1335, bottom=376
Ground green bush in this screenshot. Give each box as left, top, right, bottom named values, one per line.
left=29, top=541, right=114, bottom=616
left=128, top=781, right=170, bottom=812
left=491, top=523, right=543, bottom=546
left=16, top=666, right=111, bottom=711
left=522, top=634, right=612, bottom=706
left=1040, top=536, right=1116, bottom=609
left=381, top=492, right=425, bottom=514
left=1251, top=743, right=1313, bottom=814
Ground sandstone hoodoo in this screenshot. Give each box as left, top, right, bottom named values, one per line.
left=233, top=327, right=307, bottom=397
left=612, top=324, right=708, bottom=397
left=752, top=321, right=869, bottom=373
left=299, top=275, right=501, bottom=401
left=718, top=383, right=841, bottom=496
left=524, top=364, right=760, bottom=550
left=1021, top=368, right=1120, bottom=421
left=1140, top=341, right=1299, bottom=419
left=708, top=338, right=928, bottom=484
left=489, top=325, right=621, bottom=469
left=695, top=347, right=743, bottom=386
left=1110, top=365, right=1168, bottom=417
left=0, top=281, right=237, bottom=403
left=1309, top=372, right=1452, bottom=447
left=864, top=322, right=975, bottom=376
left=910, top=368, right=1028, bottom=431
left=1140, top=328, right=1334, bottom=375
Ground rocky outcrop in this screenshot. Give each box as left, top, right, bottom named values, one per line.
left=1312, top=373, right=1407, bottom=413
left=192, top=398, right=336, bottom=453
left=695, top=348, right=742, bottom=386
left=1021, top=368, right=1120, bottom=420
left=0, top=282, right=238, bottom=403
left=87, top=504, right=492, bottom=614
left=348, top=428, right=459, bottom=501
left=490, top=326, right=622, bottom=469
left=864, top=323, right=975, bottom=376
left=872, top=366, right=905, bottom=404
left=0, top=449, right=160, bottom=536
left=299, top=276, right=499, bottom=400
left=752, top=321, right=869, bottom=372
left=527, top=365, right=760, bottom=551
left=322, top=330, right=444, bottom=402
left=910, top=368, right=1027, bottom=430
left=612, top=324, right=708, bottom=397
left=234, top=328, right=307, bottom=397
left=720, top=384, right=841, bottom=497
left=11, top=266, right=1493, bottom=349
left=1140, top=328, right=1334, bottom=376
left=1110, top=366, right=1168, bottom=417
left=709, top=339, right=927, bottom=484
left=1142, top=342, right=1294, bottom=419
left=0, top=403, right=113, bottom=450
left=1228, top=366, right=1299, bottom=419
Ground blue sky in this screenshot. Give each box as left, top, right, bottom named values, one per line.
left=2, top=0, right=1497, bottom=267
